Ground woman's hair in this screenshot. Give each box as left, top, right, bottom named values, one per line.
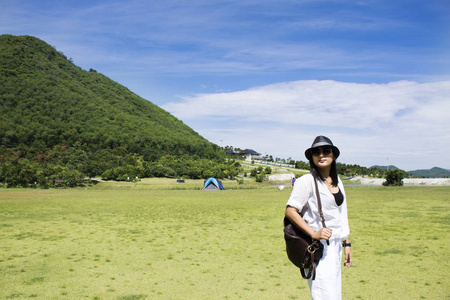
left=309, top=160, right=339, bottom=187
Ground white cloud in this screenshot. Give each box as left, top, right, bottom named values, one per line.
left=164, top=80, right=449, bottom=128
left=163, top=80, right=450, bottom=170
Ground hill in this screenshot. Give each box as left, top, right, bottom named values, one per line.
left=407, top=167, right=450, bottom=178
left=0, top=35, right=237, bottom=187
left=370, top=165, right=450, bottom=178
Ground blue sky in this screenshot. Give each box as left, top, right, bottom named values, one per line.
left=1, top=0, right=449, bottom=170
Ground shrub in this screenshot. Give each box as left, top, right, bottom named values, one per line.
left=255, top=171, right=266, bottom=183
left=383, top=169, right=407, bottom=186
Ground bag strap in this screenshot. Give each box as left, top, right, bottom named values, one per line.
left=300, top=260, right=315, bottom=279
left=313, top=175, right=329, bottom=246
left=313, top=177, right=326, bottom=229
left=300, top=242, right=321, bottom=280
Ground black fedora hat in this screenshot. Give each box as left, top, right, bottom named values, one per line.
left=304, top=135, right=340, bottom=161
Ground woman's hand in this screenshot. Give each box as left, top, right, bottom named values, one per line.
left=312, top=228, right=332, bottom=240
left=344, top=247, right=352, bottom=267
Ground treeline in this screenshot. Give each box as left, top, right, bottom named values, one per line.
left=295, top=160, right=386, bottom=177
left=0, top=144, right=242, bottom=188
left=227, top=151, right=387, bottom=178
left=259, top=155, right=385, bottom=176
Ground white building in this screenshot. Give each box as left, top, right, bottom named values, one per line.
left=243, top=149, right=262, bottom=161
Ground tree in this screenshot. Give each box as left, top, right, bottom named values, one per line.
left=295, top=160, right=310, bottom=170
left=383, top=169, right=407, bottom=186
left=255, top=171, right=266, bottom=182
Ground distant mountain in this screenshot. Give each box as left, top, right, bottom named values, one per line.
left=407, top=167, right=450, bottom=178
left=371, top=165, right=450, bottom=178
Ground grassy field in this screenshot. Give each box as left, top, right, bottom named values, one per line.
left=0, top=184, right=449, bottom=299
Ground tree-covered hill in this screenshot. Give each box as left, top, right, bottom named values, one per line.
left=407, top=167, right=450, bottom=178
left=0, top=35, right=238, bottom=187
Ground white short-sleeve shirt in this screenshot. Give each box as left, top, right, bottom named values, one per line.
left=286, top=173, right=350, bottom=241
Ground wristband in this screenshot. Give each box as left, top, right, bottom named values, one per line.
left=342, top=242, right=351, bottom=247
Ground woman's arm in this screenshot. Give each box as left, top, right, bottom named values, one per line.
left=285, top=206, right=332, bottom=240
left=343, top=239, right=352, bottom=267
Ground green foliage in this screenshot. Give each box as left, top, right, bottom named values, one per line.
left=255, top=171, right=266, bottom=182
left=295, top=160, right=309, bottom=170
left=383, top=169, right=407, bottom=186
left=0, top=156, right=84, bottom=188
left=0, top=34, right=237, bottom=187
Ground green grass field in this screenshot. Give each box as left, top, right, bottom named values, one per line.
left=0, top=184, right=449, bottom=299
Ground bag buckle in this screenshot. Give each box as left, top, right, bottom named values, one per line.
left=307, top=242, right=320, bottom=254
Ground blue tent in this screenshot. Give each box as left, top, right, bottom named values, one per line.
left=202, top=177, right=225, bottom=190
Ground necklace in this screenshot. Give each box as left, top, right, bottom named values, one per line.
left=324, top=177, right=334, bottom=187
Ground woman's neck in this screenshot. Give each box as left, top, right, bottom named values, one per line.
left=318, top=166, right=331, bottom=180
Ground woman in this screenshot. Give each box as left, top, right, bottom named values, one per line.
left=285, top=136, right=352, bottom=300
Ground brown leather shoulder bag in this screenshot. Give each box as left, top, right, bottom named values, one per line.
left=283, top=176, right=327, bottom=280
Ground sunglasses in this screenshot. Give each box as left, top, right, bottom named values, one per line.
left=311, top=147, right=333, bottom=156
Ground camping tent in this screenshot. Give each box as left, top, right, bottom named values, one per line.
left=202, top=178, right=225, bottom=190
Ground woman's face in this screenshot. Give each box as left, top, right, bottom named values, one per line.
left=311, top=146, right=335, bottom=169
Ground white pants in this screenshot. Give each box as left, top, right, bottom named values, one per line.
left=307, top=239, right=342, bottom=300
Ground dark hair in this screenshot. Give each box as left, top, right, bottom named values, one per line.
left=309, top=160, right=338, bottom=187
